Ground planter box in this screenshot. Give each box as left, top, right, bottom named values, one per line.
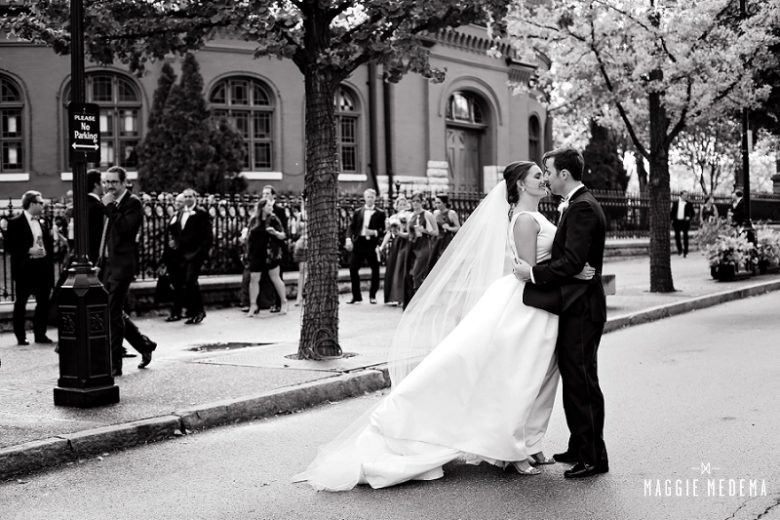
left=758, top=261, right=780, bottom=275
left=710, top=263, right=753, bottom=282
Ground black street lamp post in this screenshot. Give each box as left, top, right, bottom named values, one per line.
left=53, top=0, right=119, bottom=407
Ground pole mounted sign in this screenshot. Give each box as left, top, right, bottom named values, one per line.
left=68, top=102, right=100, bottom=163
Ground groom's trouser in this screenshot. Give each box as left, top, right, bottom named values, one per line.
left=557, top=300, right=608, bottom=468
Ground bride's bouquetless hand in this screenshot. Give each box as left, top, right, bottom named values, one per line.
left=574, top=262, right=596, bottom=280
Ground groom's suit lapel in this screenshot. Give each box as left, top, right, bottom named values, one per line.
left=556, top=186, right=588, bottom=233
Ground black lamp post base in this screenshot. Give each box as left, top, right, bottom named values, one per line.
left=54, top=385, right=119, bottom=408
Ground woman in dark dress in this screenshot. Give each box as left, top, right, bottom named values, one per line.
left=403, top=192, right=438, bottom=309
left=381, top=195, right=411, bottom=305
left=430, top=194, right=460, bottom=268
left=247, top=199, right=288, bottom=315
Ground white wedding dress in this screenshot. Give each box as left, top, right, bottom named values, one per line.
left=295, top=211, right=559, bottom=491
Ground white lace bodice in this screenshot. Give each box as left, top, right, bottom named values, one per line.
left=508, top=211, right=556, bottom=264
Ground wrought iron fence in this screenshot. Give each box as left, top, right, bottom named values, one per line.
left=1, top=189, right=779, bottom=302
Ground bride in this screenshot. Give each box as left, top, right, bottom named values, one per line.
left=294, top=161, right=594, bottom=491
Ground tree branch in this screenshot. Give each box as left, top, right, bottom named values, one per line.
left=584, top=13, right=649, bottom=159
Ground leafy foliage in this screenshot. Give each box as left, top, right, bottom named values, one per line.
left=508, top=0, right=779, bottom=292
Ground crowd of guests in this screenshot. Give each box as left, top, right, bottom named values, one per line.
left=347, top=189, right=461, bottom=309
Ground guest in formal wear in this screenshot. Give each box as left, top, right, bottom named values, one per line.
left=247, top=199, right=288, bottom=315
left=430, top=194, right=460, bottom=267
left=161, top=193, right=185, bottom=320
left=700, top=195, right=718, bottom=224
left=730, top=189, right=755, bottom=243
left=98, top=166, right=156, bottom=376
left=670, top=190, right=695, bottom=257
left=346, top=189, right=386, bottom=304
left=169, top=188, right=212, bottom=324
left=380, top=195, right=411, bottom=306
left=403, top=192, right=438, bottom=309
left=257, top=185, right=288, bottom=312
left=6, top=190, right=55, bottom=345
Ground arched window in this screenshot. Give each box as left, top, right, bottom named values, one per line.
left=335, top=86, right=359, bottom=173
left=1, top=76, right=24, bottom=173
left=209, top=77, right=274, bottom=171
left=446, top=91, right=484, bottom=126
left=64, top=73, right=141, bottom=169
left=529, top=115, right=541, bottom=165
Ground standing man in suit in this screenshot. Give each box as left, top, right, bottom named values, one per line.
left=670, top=190, right=695, bottom=257
left=98, top=166, right=156, bottom=376
left=730, top=189, right=755, bottom=244
left=346, top=188, right=386, bottom=304
left=169, top=188, right=212, bottom=324
left=6, top=190, right=55, bottom=345
left=259, top=185, right=288, bottom=312
left=514, top=148, right=609, bottom=479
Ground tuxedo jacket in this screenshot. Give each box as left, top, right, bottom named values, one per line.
left=531, top=187, right=607, bottom=322
left=731, top=199, right=748, bottom=227
left=172, top=206, right=213, bottom=263
left=5, top=212, right=54, bottom=285
left=101, top=192, right=143, bottom=283
left=670, top=200, right=695, bottom=222
left=349, top=207, right=386, bottom=245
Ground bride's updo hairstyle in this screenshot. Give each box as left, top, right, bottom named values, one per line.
left=503, top=161, right=536, bottom=205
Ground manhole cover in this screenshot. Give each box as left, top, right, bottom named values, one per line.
left=189, top=342, right=272, bottom=352
left=283, top=352, right=358, bottom=360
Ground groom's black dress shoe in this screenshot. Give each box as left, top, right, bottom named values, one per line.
left=563, top=462, right=609, bottom=479
left=553, top=451, right=579, bottom=464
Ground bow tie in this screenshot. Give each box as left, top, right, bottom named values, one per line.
left=557, top=200, right=569, bottom=214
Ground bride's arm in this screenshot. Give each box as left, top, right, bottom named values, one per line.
left=513, top=214, right=540, bottom=266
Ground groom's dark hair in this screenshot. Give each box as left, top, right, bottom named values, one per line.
left=543, top=148, right=584, bottom=181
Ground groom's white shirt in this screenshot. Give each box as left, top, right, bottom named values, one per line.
left=529, top=183, right=585, bottom=284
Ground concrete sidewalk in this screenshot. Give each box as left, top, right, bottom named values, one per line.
left=1, top=253, right=780, bottom=479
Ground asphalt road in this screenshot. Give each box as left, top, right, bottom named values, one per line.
left=2, top=293, right=780, bottom=520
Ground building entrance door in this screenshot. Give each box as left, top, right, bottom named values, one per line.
left=446, top=126, right=482, bottom=191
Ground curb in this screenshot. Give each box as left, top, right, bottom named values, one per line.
left=3, top=280, right=780, bottom=480
left=0, top=369, right=389, bottom=480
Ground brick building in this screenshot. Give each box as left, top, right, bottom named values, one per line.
left=0, top=25, right=550, bottom=199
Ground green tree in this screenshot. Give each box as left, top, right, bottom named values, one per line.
left=582, top=120, right=630, bottom=192
left=136, top=62, right=177, bottom=193
left=0, top=1, right=515, bottom=358
left=509, top=0, right=778, bottom=292
left=202, top=117, right=247, bottom=195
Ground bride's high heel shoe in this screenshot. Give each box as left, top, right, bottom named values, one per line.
left=529, top=452, right=556, bottom=465
left=507, top=460, right=541, bottom=476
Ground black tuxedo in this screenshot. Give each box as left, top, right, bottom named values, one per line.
left=670, top=199, right=695, bottom=256
left=348, top=206, right=386, bottom=301
left=169, top=206, right=212, bottom=317
left=99, top=191, right=154, bottom=371
left=530, top=186, right=608, bottom=468
left=5, top=212, right=55, bottom=342
left=731, top=198, right=748, bottom=227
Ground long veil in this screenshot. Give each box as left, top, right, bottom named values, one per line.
left=294, top=181, right=511, bottom=491
left=388, top=180, right=511, bottom=385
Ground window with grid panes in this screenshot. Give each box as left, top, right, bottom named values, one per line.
left=335, top=86, right=358, bottom=173
left=63, top=73, right=141, bottom=169
left=529, top=115, right=541, bottom=165
left=209, top=77, right=273, bottom=171
left=1, top=76, right=24, bottom=173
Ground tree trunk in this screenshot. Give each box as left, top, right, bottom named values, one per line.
left=647, top=79, right=675, bottom=292
left=298, top=67, right=342, bottom=359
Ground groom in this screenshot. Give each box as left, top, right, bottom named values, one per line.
left=513, top=148, right=609, bottom=479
